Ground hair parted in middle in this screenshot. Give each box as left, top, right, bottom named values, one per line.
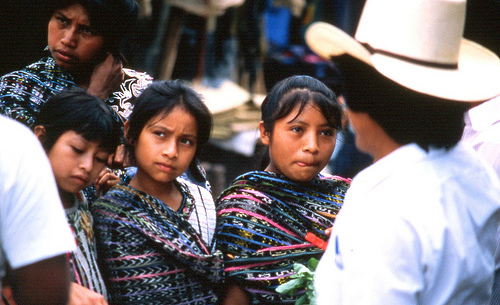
left=261, top=75, right=344, bottom=133
left=125, top=79, right=213, bottom=166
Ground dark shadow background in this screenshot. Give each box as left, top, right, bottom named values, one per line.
left=2, top=0, right=498, bottom=76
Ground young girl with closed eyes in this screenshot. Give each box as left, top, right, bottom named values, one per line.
left=213, top=75, right=351, bottom=304
left=33, top=87, right=122, bottom=305
left=91, top=80, right=224, bottom=304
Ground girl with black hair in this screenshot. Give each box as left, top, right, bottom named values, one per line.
left=0, top=0, right=152, bottom=128
left=91, top=80, right=224, bottom=304
left=33, top=87, right=123, bottom=304
left=213, top=75, right=350, bottom=304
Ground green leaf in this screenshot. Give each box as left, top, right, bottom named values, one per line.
left=294, top=263, right=312, bottom=275
left=275, top=257, right=320, bottom=305
left=275, top=278, right=304, bottom=295
left=296, top=294, right=309, bottom=305
left=308, top=258, right=319, bottom=271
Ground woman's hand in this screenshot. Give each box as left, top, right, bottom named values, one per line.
left=69, top=283, right=108, bottom=305
left=108, top=144, right=128, bottom=169
left=87, top=53, right=123, bottom=100
left=222, top=285, right=249, bottom=305
left=95, top=167, right=121, bottom=197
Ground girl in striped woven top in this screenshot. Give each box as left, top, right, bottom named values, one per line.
left=91, top=80, right=224, bottom=304
left=213, top=75, right=351, bottom=304
left=32, top=87, right=123, bottom=304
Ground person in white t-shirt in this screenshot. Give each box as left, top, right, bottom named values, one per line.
left=305, top=0, right=500, bottom=304
left=0, top=115, right=76, bottom=304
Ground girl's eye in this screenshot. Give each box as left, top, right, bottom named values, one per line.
left=72, top=146, right=84, bottom=154
left=180, top=138, right=194, bottom=146
left=80, top=26, right=96, bottom=35
left=291, top=126, right=303, bottom=133
left=95, top=156, right=107, bottom=164
left=153, top=131, right=166, bottom=138
left=321, top=129, right=334, bottom=137
left=56, top=16, right=69, bottom=25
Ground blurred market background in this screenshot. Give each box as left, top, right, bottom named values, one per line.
left=1, top=0, right=498, bottom=196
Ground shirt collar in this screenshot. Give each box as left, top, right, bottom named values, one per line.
left=465, top=96, right=500, bottom=131
left=349, top=143, right=428, bottom=195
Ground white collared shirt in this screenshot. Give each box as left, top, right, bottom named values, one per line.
left=315, top=143, right=500, bottom=305
left=462, top=96, right=500, bottom=178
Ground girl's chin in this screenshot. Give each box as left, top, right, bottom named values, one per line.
left=55, top=60, right=94, bottom=75
left=289, top=171, right=319, bottom=183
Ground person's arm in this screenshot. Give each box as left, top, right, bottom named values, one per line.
left=9, top=254, right=71, bottom=305
left=315, top=203, right=423, bottom=305
left=0, top=118, right=76, bottom=305
left=86, top=53, right=124, bottom=101
left=68, top=283, right=108, bottom=305
left=220, top=284, right=250, bottom=305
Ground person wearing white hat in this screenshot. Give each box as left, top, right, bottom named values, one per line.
left=305, top=0, right=500, bottom=304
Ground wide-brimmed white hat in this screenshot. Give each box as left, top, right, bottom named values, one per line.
left=305, top=0, right=500, bottom=102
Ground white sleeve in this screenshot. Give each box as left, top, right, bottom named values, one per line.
left=315, top=204, right=422, bottom=305
left=0, top=117, right=76, bottom=269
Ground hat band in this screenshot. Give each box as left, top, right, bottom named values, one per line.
left=362, top=43, right=458, bottom=70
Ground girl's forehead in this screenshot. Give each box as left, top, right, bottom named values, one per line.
left=150, top=106, right=193, bottom=121
left=145, top=107, right=197, bottom=130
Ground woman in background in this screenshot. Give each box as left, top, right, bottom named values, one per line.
left=0, top=0, right=152, bottom=127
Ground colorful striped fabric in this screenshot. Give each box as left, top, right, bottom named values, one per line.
left=0, top=54, right=152, bottom=126
left=213, top=171, right=350, bottom=304
left=66, top=191, right=108, bottom=299
left=91, top=180, right=224, bottom=304
left=0, top=54, right=154, bottom=204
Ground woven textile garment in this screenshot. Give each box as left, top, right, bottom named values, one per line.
left=0, top=55, right=153, bottom=126
left=213, top=171, right=350, bottom=304
left=91, top=179, right=224, bottom=304
left=66, top=191, right=108, bottom=300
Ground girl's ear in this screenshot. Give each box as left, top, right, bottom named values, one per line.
left=123, top=121, right=132, bottom=144
left=33, top=125, right=46, bottom=142
left=258, top=121, right=270, bottom=146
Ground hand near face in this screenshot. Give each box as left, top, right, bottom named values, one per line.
left=87, top=53, right=124, bottom=100
left=69, top=283, right=108, bottom=305
left=108, top=144, right=129, bottom=169
left=95, top=167, right=121, bottom=197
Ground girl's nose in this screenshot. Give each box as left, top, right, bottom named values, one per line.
left=61, top=29, right=78, bottom=48
left=162, top=140, right=178, bottom=159
left=303, top=133, right=320, bottom=153
left=80, top=155, right=94, bottom=172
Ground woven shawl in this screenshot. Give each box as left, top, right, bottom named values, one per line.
left=91, top=181, right=224, bottom=304
left=213, top=171, right=350, bottom=304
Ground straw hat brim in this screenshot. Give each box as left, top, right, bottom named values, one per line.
left=305, top=22, right=500, bottom=102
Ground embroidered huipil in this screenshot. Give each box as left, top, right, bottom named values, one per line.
left=213, top=171, right=350, bottom=304
left=91, top=178, right=224, bottom=304
left=66, top=191, right=108, bottom=299
left=0, top=55, right=152, bottom=126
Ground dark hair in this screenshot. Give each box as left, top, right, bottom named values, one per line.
left=336, top=55, right=469, bottom=151
left=261, top=75, right=344, bottom=132
left=34, top=87, right=123, bottom=154
left=258, top=75, right=344, bottom=170
left=125, top=80, right=212, bottom=165
left=45, top=0, right=138, bottom=51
